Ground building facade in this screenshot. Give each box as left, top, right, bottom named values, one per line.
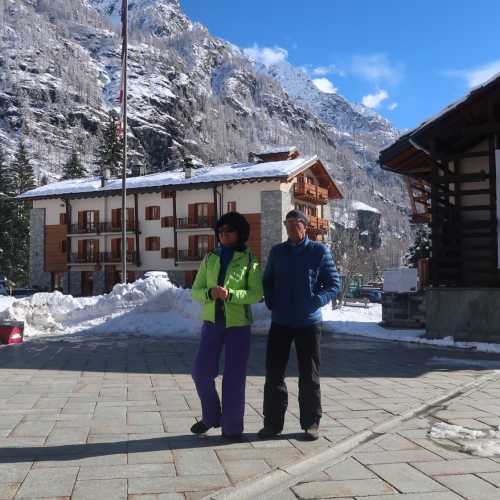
left=22, top=149, right=342, bottom=296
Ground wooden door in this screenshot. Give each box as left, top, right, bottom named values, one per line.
left=111, top=208, right=121, bottom=229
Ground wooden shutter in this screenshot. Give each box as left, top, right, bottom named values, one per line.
left=127, top=207, right=135, bottom=221
left=93, top=210, right=100, bottom=224
left=111, top=238, right=120, bottom=258
left=208, top=203, right=216, bottom=224
left=78, top=240, right=85, bottom=259
left=208, top=234, right=215, bottom=251
left=188, top=204, right=196, bottom=225
left=127, top=237, right=134, bottom=252
left=78, top=211, right=84, bottom=228
left=94, top=239, right=100, bottom=260
left=188, top=235, right=197, bottom=257
left=112, top=209, right=120, bottom=228
left=227, top=201, right=236, bottom=212
left=59, top=213, right=67, bottom=225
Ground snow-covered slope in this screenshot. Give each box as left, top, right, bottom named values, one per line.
left=0, top=0, right=410, bottom=264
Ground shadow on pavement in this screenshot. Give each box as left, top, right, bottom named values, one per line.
left=0, top=432, right=306, bottom=464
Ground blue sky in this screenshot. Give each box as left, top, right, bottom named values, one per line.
left=181, top=0, right=500, bottom=130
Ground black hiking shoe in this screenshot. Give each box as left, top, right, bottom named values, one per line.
left=191, top=421, right=219, bottom=435
left=304, top=423, right=319, bottom=441
left=257, top=426, right=282, bottom=439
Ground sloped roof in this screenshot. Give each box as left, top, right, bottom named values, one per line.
left=19, top=155, right=340, bottom=200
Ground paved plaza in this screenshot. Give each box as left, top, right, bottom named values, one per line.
left=0, top=331, right=498, bottom=499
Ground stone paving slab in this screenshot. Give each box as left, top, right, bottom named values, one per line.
left=0, top=333, right=498, bottom=499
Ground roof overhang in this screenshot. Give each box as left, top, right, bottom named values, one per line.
left=379, top=72, right=500, bottom=179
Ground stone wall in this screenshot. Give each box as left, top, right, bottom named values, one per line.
left=426, top=288, right=500, bottom=342
left=261, top=190, right=290, bottom=266
left=29, top=208, right=51, bottom=290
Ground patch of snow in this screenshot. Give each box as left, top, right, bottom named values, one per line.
left=351, top=201, right=381, bottom=214
left=430, top=422, right=500, bottom=457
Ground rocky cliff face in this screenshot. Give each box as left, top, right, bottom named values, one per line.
left=0, top=0, right=410, bottom=264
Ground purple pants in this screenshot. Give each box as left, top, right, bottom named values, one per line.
left=192, top=320, right=251, bottom=435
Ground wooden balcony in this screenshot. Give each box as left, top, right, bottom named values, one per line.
left=177, top=249, right=210, bottom=262
left=176, top=216, right=216, bottom=230
left=307, top=216, right=329, bottom=234
left=294, top=182, right=329, bottom=205
left=70, top=252, right=137, bottom=264
left=68, top=222, right=138, bottom=235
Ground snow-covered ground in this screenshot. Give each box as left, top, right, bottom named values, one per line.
left=0, top=275, right=499, bottom=353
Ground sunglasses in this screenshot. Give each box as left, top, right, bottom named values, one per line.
left=218, top=227, right=237, bottom=235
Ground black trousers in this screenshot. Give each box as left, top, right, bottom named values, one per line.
left=263, top=322, right=322, bottom=431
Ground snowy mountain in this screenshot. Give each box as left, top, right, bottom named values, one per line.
left=0, top=0, right=411, bottom=265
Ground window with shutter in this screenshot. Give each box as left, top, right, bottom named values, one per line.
left=227, top=201, right=236, bottom=212
left=146, top=237, right=160, bottom=251
left=59, top=213, right=67, bottom=225
left=146, top=206, right=160, bottom=220
left=161, top=216, right=174, bottom=228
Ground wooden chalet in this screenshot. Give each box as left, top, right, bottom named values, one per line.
left=379, top=74, right=500, bottom=341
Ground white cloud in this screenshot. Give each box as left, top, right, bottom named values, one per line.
left=445, top=60, right=500, bottom=88
left=243, top=44, right=288, bottom=67
left=388, top=102, right=398, bottom=111
left=362, top=89, right=389, bottom=109
left=312, top=78, right=337, bottom=94
left=351, top=54, right=403, bottom=85
left=311, top=65, right=342, bottom=77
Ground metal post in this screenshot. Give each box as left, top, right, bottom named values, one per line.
left=121, top=0, right=128, bottom=284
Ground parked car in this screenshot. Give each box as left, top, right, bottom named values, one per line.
left=12, top=288, right=36, bottom=298
left=358, top=288, right=382, bottom=303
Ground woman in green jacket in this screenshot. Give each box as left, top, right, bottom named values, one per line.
left=191, top=212, right=263, bottom=440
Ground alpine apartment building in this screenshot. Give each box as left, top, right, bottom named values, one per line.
left=20, top=147, right=342, bottom=296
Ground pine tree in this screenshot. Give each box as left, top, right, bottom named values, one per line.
left=62, top=149, right=86, bottom=179
left=0, top=145, right=16, bottom=280
left=95, top=112, right=123, bottom=177
left=12, top=141, right=35, bottom=195
left=10, top=141, right=36, bottom=285
left=405, top=227, right=431, bottom=268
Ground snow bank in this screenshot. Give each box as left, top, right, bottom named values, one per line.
left=430, top=422, right=500, bottom=457
left=321, top=304, right=500, bottom=354
left=0, top=274, right=202, bottom=338
left=0, top=296, right=16, bottom=314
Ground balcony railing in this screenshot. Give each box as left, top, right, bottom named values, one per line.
left=294, top=182, right=329, bottom=204
left=307, top=216, right=329, bottom=234
left=176, top=216, right=215, bottom=230
left=68, top=222, right=138, bottom=235
left=70, top=251, right=137, bottom=264
left=177, top=249, right=211, bottom=262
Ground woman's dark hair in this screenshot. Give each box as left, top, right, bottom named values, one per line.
left=215, top=211, right=250, bottom=249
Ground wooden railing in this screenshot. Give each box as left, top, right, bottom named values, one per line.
left=294, top=182, right=329, bottom=204
left=70, top=252, right=136, bottom=264
left=176, top=216, right=215, bottom=229
left=177, top=249, right=210, bottom=261
left=68, top=222, right=137, bottom=235
left=308, top=216, right=329, bottom=233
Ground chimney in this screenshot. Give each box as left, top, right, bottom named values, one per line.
left=184, top=156, right=194, bottom=179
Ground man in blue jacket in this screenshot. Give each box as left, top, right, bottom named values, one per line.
left=259, top=209, right=340, bottom=441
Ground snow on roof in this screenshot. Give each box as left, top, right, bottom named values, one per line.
left=351, top=201, right=380, bottom=214
left=19, top=156, right=318, bottom=199
left=254, top=146, right=298, bottom=155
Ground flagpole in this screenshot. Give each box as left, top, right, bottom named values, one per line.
left=121, top=0, right=128, bottom=284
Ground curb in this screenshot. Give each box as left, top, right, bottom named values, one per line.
left=203, top=369, right=500, bottom=500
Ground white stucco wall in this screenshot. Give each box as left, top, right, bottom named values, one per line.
left=33, top=199, right=66, bottom=225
